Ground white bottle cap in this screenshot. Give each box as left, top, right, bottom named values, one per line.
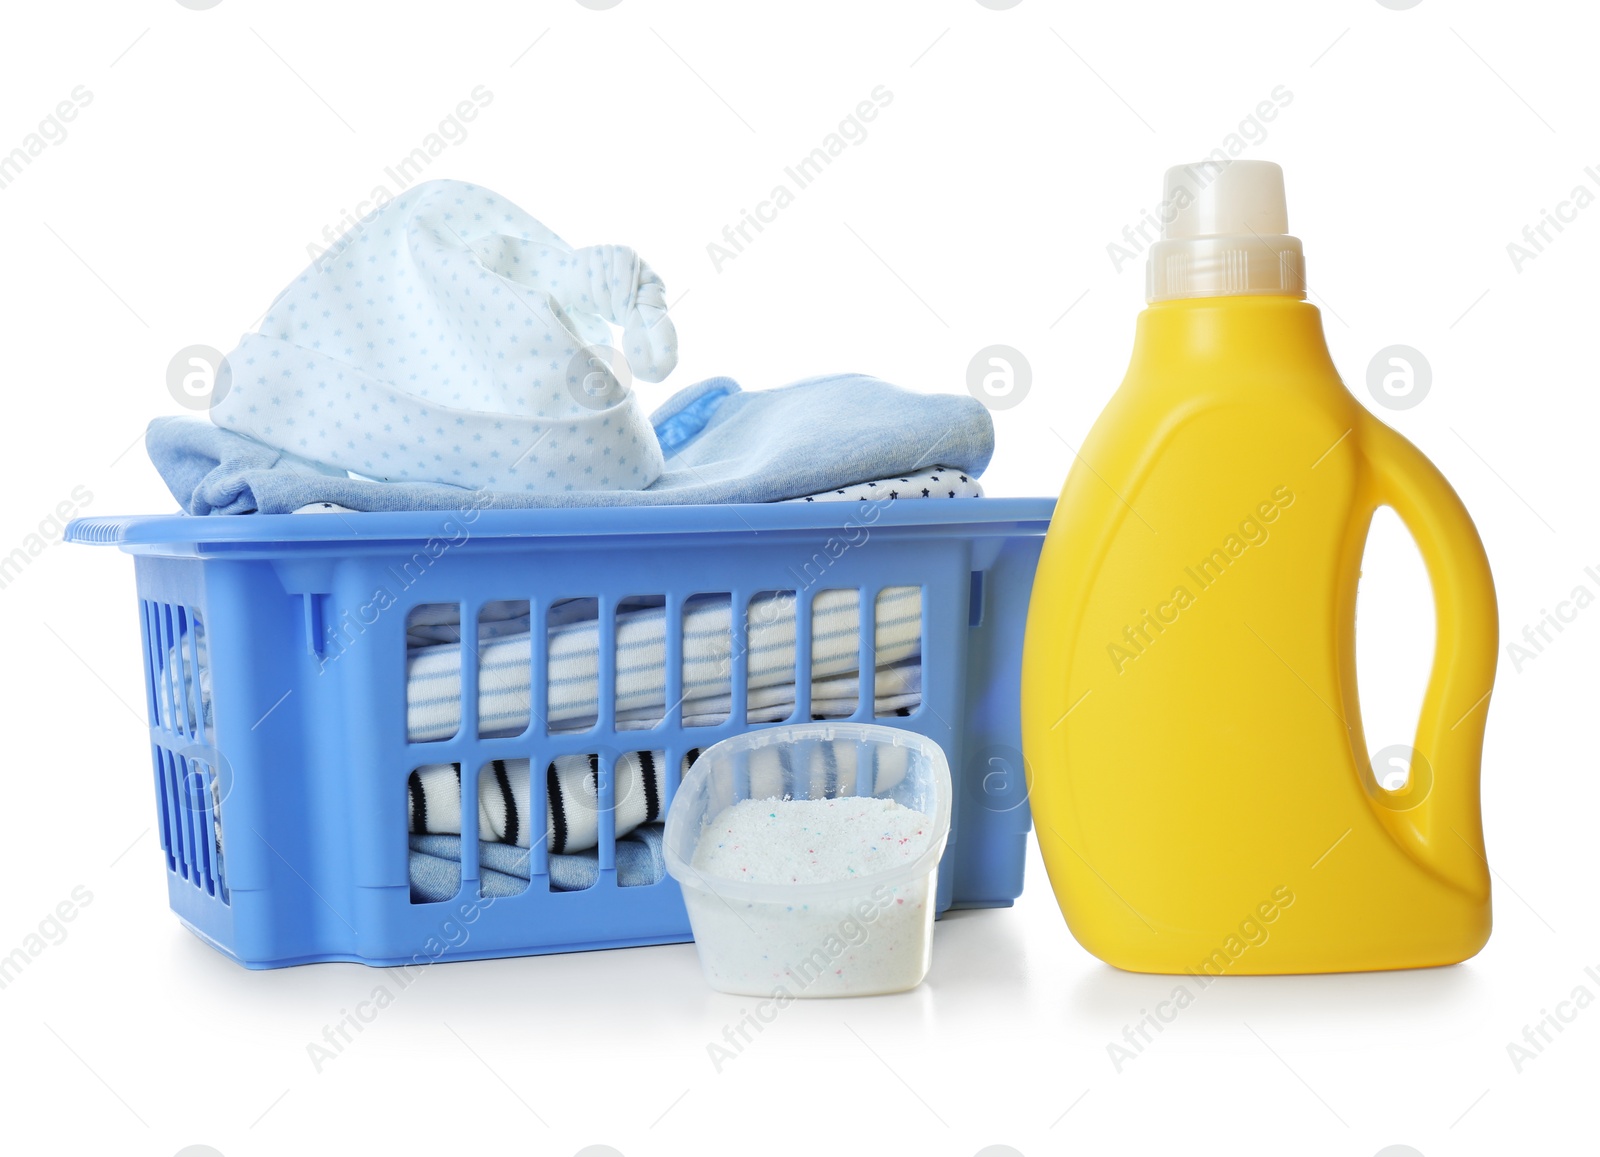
left=1145, top=160, right=1306, bottom=302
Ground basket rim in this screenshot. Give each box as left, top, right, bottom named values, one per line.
left=66, top=496, right=1057, bottom=550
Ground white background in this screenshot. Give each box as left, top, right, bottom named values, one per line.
left=1, top=1, right=1595, bottom=1154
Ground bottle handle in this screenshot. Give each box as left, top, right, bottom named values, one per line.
left=1354, top=419, right=1497, bottom=901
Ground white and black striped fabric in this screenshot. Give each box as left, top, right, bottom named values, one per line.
left=407, top=752, right=676, bottom=856
left=407, top=586, right=923, bottom=742
left=407, top=706, right=918, bottom=856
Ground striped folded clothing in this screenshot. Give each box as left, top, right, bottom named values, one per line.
left=402, top=587, right=923, bottom=854
left=405, top=586, right=923, bottom=740
left=162, top=587, right=924, bottom=859
left=408, top=753, right=681, bottom=858
left=406, top=729, right=915, bottom=857
left=408, top=827, right=667, bottom=901
left=162, top=587, right=924, bottom=741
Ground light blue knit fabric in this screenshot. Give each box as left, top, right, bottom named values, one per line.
left=147, top=374, right=994, bottom=514
left=208, top=180, right=676, bottom=494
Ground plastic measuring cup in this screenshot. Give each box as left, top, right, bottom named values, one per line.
left=663, top=722, right=953, bottom=998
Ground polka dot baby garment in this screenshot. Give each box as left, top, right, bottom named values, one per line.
left=209, top=179, right=676, bottom=494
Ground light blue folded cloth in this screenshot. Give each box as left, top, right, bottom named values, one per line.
left=407, top=824, right=665, bottom=902
left=147, top=374, right=994, bottom=514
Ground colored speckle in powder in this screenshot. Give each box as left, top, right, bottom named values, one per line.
left=692, top=796, right=933, bottom=887
left=687, top=793, right=937, bottom=995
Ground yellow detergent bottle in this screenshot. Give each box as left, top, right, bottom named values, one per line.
left=1022, top=160, right=1498, bottom=974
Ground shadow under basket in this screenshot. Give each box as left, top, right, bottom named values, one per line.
left=68, top=498, right=1053, bottom=969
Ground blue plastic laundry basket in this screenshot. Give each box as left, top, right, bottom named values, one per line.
left=67, top=498, right=1054, bottom=969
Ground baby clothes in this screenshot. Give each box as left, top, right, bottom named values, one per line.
left=208, top=180, right=675, bottom=494
left=408, top=586, right=923, bottom=740
left=406, top=719, right=915, bottom=858
left=160, top=590, right=925, bottom=743
left=292, top=464, right=981, bottom=514
left=408, top=753, right=673, bottom=856
left=408, top=826, right=666, bottom=901
left=405, top=719, right=917, bottom=900
left=148, top=374, right=994, bottom=514
left=782, top=465, right=983, bottom=503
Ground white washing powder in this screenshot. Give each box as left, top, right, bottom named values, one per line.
left=686, top=795, right=940, bottom=997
